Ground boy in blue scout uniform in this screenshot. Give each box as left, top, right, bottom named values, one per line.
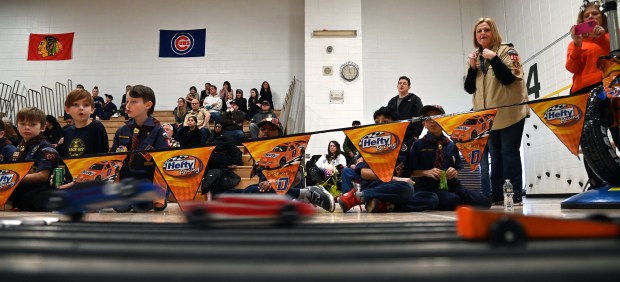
left=9, top=107, right=59, bottom=211
left=0, top=121, right=17, bottom=163
left=405, top=105, right=491, bottom=210
left=111, top=85, right=168, bottom=181
left=111, top=85, right=169, bottom=212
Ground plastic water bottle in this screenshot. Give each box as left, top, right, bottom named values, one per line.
left=503, top=179, right=514, bottom=210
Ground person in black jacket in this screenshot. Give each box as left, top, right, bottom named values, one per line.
left=175, top=115, right=202, bottom=147
left=386, top=76, right=424, bottom=146
left=44, top=115, right=63, bottom=147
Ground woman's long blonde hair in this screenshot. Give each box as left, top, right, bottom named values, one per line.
left=473, top=17, right=503, bottom=50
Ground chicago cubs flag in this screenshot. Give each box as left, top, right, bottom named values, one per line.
left=243, top=135, right=311, bottom=195
left=433, top=109, right=497, bottom=171
left=0, top=161, right=34, bottom=207
left=159, top=29, right=206, bottom=57
left=529, top=94, right=589, bottom=156
left=150, top=147, right=214, bottom=205
left=28, top=32, right=74, bottom=60
left=344, top=122, right=408, bottom=182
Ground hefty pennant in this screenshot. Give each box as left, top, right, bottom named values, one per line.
left=150, top=147, right=214, bottom=205
left=529, top=94, right=589, bottom=156
left=433, top=109, right=497, bottom=171
left=28, top=33, right=74, bottom=61
left=0, top=162, right=34, bottom=207
left=344, top=122, right=408, bottom=182
left=243, top=135, right=311, bottom=195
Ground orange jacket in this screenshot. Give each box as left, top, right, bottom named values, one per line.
left=566, top=33, right=610, bottom=94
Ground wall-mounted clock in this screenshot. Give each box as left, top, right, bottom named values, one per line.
left=340, top=61, right=359, bottom=82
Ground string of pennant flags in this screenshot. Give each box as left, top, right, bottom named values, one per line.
left=0, top=93, right=590, bottom=208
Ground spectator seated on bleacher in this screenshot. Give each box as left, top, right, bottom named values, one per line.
left=249, top=101, right=278, bottom=139
left=220, top=100, right=245, bottom=145
left=102, top=94, right=117, bottom=120
left=203, top=85, right=222, bottom=123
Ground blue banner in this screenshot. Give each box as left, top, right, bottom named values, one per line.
left=159, top=29, right=206, bottom=58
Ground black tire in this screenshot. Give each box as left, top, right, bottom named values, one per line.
left=95, top=175, right=101, bottom=181
left=581, top=91, right=620, bottom=185
left=153, top=200, right=168, bottom=212
left=186, top=208, right=210, bottom=227
left=489, top=218, right=527, bottom=247
left=586, top=213, right=613, bottom=222
left=277, top=204, right=300, bottom=227
left=471, top=130, right=477, bottom=140
left=279, top=158, right=286, bottom=167
left=113, top=205, right=132, bottom=213
left=132, top=201, right=154, bottom=213
left=69, top=213, right=84, bottom=222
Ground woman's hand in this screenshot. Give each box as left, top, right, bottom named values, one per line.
left=468, top=50, right=479, bottom=69
left=481, top=48, right=496, bottom=60
left=592, top=24, right=605, bottom=37
left=570, top=25, right=583, bottom=47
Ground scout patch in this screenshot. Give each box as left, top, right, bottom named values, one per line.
left=116, top=145, right=128, bottom=152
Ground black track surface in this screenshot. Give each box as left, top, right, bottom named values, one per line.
left=0, top=220, right=619, bottom=281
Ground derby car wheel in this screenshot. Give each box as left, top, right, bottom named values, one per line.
left=132, top=201, right=154, bottom=213
left=277, top=204, right=300, bottom=227
left=279, top=158, right=286, bottom=167
left=186, top=208, right=210, bottom=227
left=581, top=92, right=620, bottom=185
left=69, top=212, right=84, bottom=222
left=113, top=205, right=132, bottom=213
left=471, top=130, right=478, bottom=140
left=489, top=218, right=527, bottom=247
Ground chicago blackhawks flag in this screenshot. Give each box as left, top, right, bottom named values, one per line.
left=529, top=94, right=589, bottom=156
left=433, top=109, right=497, bottom=171
left=243, top=135, right=311, bottom=195
left=344, top=122, right=408, bottom=182
left=0, top=161, right=34, bottom=207
left=150, top=147, right=214, bottom=204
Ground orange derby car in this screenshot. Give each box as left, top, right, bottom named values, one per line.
left=75, top=160, right=122, bottom=182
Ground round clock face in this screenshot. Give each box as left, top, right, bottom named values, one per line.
left=340, top=61, right=359, bottom=81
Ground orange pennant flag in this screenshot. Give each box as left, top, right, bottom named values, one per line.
left=243, top=135, right=310, bottom=195
left=150, top=147, right=214, bottom=203
left=529, top=94, right=589, bottom=156
left=63, top=154, right=128, bottom=183
left=434, top=109, right=497, bottom=171
left=0, top=161, right=34, bottom=207
left=344, top=122, right=408, bottom=182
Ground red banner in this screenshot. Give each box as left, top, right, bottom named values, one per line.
left=344, top=122, right=408, bottom=182
left=243, top=135, right=311, bottom=195
left=28, top=32, right=74, bottom=61
left=434, top=109, right=497, bottom=171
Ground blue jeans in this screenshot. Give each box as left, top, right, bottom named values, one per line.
left=480, top=145, right=491, bottom=197
left=249, top=123, right=259, bottom=139
left=209, top=111, right=222, bottom=123
left=488, top=118, right=525, bottom=202
left=223, top=130, right=245, bottom=144
left=340, top=167, right=360, bottom=193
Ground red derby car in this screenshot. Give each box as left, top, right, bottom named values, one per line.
left=75, top=160, right=122, bottom=183
left=451, top=115, right=493, bottom=143
left=181, top=194, right=316, bottom=227
left=257, top=142, right=304, bottom=169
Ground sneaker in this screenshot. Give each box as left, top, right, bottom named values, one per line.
left=338, top=188, right=361, bottom=213
left=365, top=198, right=393, bottom=213
left=306, top=185, right=335, bottom=213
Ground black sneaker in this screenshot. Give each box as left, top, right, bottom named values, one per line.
left=306, top=185, right=335, bottom=213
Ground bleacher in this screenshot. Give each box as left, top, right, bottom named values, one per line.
left=65, top=110, right=282, bottom=195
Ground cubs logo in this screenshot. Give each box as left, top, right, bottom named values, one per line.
left=171, top=33, right=194, bottom=55
left=543, top=104, right=583, bottom=126
left=358, top=131, right=400, bottom=154
left=162, top=155, right=203, bottom=177
left=0, top=169, right=19, bottom=191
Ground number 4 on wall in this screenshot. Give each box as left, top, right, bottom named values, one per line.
left=526, top=63, right=541, bottom=99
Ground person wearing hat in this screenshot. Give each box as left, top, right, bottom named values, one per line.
left=0, top=121, right=17, bottom=163
left=235, top=117, right=335, bottom=213
left=403, top=104, right=491, bottom=211
left=220, top=99, right=245, bottom=144
left=102, top=94, right=118, bottom=120
left=249, top=100, right=278, bottom=139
